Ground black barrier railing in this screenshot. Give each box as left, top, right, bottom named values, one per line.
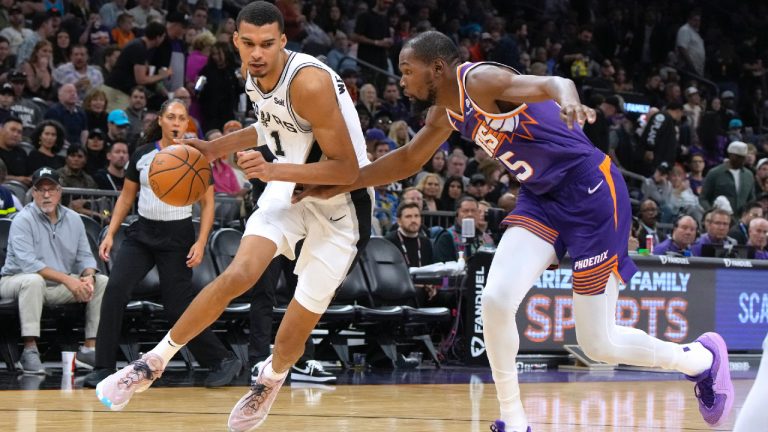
left=462, top=252, right=768, bottom=364
left=421, top=210, right=455, bottom=229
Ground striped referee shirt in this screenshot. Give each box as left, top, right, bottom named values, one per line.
left=127, top=143, right=212, bottom=221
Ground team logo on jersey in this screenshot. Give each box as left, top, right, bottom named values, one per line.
left=260, top=110, right=298, bottom=133
left=274, top=97, right=285, bottom=107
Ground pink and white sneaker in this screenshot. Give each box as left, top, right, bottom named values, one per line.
left=228, top=355, right=287, bottom=432
left=96, top=353, right=164, bottom=411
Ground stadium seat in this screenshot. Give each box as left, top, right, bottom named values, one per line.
left=3, top=181, right=28, bottom=206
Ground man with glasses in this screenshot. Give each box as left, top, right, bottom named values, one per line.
left=0, top=167, right=107, bottom=373
left=691, top=209, right=737, bottom=256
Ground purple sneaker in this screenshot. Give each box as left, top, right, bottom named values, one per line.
left=685, top=332, right=734, bottom=426
left=490, top=420, right=531, bottom=432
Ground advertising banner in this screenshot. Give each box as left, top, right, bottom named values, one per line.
left=463, top=253, right=761, bottom=365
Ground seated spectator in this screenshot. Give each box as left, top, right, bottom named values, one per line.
left=0, top=83, right=12, bottom=124
left=44, top=83, right=88, bottom=146
left=373, top=180, right=399, bottom=235
left=84, top=128, right=108, bottom=175
left=653, top=215, right=698, bottom=256
left=83, top=89, right=109, bottom=133
left=197, top=42, right=239, bottom=133
left=388, top=120, right=410, bottom=148
left=687, top=154, right=705, bottom=195
left=127, top=0, right=163, bottom=30
left=439, top=175, right=464, bottom=212
left=433, top=196, right=481, bottom=262
left=691, top=209, right=737, bottom=256
left=0, top=167, right=107, bottom=373
left=378, top=81, right=409, bottom=122
left=19, top=40, right=54, bottom=101
left=93, top=141, right=128, bottom=191
left=641, top=161, right=672, bottom=207
left=206, top=130, right=249, bottom=198
left=497, top=192, right=517, bottom=214
left=729, top=202, right=764, bottom=244
left=700, top=141, right=755, bottom=215
left=326, top=31, right=357, bottom=74
left=385, top=202, right=434, bottom=268
left=105, top=109, right=132, bottom=150
left=8, top=70, right=45, bottom=140
left=667, top=165, right=703, bottom=223
left=634, top=199, right=661, bottom=248
left=110, top=13, right=135, bottom=48
left=415, top=149, right=447, bottom=183
left=755, top=158, right=768, bottom=195
left=0, top=116, right=29, bottom=184
left=446, top=149, right=469, bottom=185
left=125, top=86, right=147, bottom=145
left=476, top=200, right=496, bottom=249
left=57, top=146, right=97, bottom=189
left=0, top=160, right=21, bottom=217
left=466, top=173, right=490, bottom=202
left=52, top=44, right=104, bottom=100
left=415, top=172, right=442, bottom=212
left=747, top=217, right=768, bottom=259
left=26, top=120, right=66, bottom=174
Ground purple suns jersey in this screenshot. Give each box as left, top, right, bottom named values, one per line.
left=446, top=62, right=605, bottom=195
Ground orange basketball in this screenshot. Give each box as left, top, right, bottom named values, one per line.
left=149, top=145, right=211, bottom=207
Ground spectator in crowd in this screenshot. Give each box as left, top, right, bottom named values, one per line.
left=688, top=154, right=706, bottom=195
left=44, top=83, right=87, bottom=146
left=111, top=13, right=135, bottom=48
left=371, top=139, right=390, bottom=161
left=400, top=187, right=423, bottom=208
left=641, top=161, right=672, bottom=207
left=388, top=120, right=410, bottom=148
left=433, top=196, right=481, bottom=263
left=197, top=42, right=239, bottom=133
left=170, top=86, right=203, bottom=138
left=15, top=12, right=55, bottom=68
left=93, top=140, right=128, bottom=191
left=416, top=149, right=447, bottom=183
left=105, top=109, right=131, bottom=149
left=635, top=199, right=661, bottom=248
left=0, top=83, right=12, bottom=124
left=83, top=89, right=108, bottom=133
left=0, top=116, right=29, bottom=184
left=498, top=192, right=517, bottom=214
left=683, top=86, right=703, bottom=132
left=186, top=32, right=216, bottom=94
left=378, top=81, right=408, bottom=122
left=300, top=2, right=332, bottom=55
left=26, top=120, right=65, bottom=173
left=373, top=180, right=398, bottom=235
left=99, top=0, right=128, bottom=29
left=638, top=102, right=683, bottom=176
left=78, top=127, right=106, bottom=175
left=0, top=159, right=21, bottom=216
left=103, top=22, right=170, bottom=111
left=691, top=208, right=737, bottom=256
left=52, top=44, right=104, bottom=100
left=206, top=129, right=249, bottom=198
left=189, top=4, right=213, bottom=37
left=667, top=164, right=704, bottom=223
left=150, top=11, right=187, bottom=96
left=19, top=40, right=54, bottom=101
left=128, top=0, right=163, bottom=30
left=439, top=175, right=464, bottom=212
left=729, top=202, right=764, bottom=245
left=84, top=99, right=240, bottom=388
left=51, top=29, right=70, bottom=68
left=700, top=141, right=756, bottom=214
left=326, top=31, right=357, bottom=74
left=125, top=86, right=147, bottom=144
left=466, top=145, right=491, bottom=178
left=57, top=145, right=97, bottom=189
left=0, top=167, right=107, bottom=373
left=386, top=202, right=434, bottom=269
left=719, top=91, right=738, bottom=130
left=466, top=173, right=490, bottom=202
left=747, top=217, right=768, bottom=259
left=356, top=83, right=380, bottom=122
left=676, top=10, right=705, bottom=76
left=446, top=150, right=469, bottom=185
left=0, top=5, right=32, bottom=56
left=476, top=200, right=496, bottom=249
left=561, top=25, right=601, bottom=83
left=98, top=45, right=121, bottom=80
left=653, top=215, right=698, bottom=256
left=415, top=172, right=441, bottom=212
left=727, top=118, right=744, bottom=143
left=755, top=158, right=768, bottom=195
left=0, top=37, right=13, bottom=83
left=352, top=0, right=392, bottom=89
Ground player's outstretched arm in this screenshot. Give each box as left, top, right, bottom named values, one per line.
left=177, top=126, right=260, bottom=162
left=294, top=107, right=453, bottom=201
left=465, top=65, right=596, bottom=129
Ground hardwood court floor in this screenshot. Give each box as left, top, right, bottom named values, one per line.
left=0, top=379, right=752, bottom=431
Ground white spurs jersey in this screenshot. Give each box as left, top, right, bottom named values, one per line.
left=244, top=51, right=369, bottom=205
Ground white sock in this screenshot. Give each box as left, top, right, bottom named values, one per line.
left=262, top=356, right=288, bottom=381
left=673, top=342, right=714, bottom=377
left=148, top=332, right=185, bottom=367
left=734, top=333, right=768, bottom=432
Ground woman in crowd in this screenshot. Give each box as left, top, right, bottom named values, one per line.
left=388, top=120, right=410, bottom=147
left=415, top=149, right=447, bottom=183
left=20, top=40, right=54, bottom=100
left=197, top=42, right=240, bottom=133
left=416, top=172, right=443, bottom=212
left=83, top=89, right=109, bottom=132
left=439, top=175, right=465, bottom=212
left=26, top=120, right=66, bottom=174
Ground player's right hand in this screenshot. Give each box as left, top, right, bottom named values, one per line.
left=292, top=184, right=346, bottom=203
left=176, top=137, right=214, bottom=162
left=99, top=236, right=113, bottom=262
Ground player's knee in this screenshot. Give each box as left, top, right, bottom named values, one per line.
left=216, top=266, right=260, bottom=299
left=577, top=333, right=618, bottom=364
left=482, top=280, right=524, bottom=316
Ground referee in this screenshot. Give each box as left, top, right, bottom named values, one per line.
left=84, top=99, right=240, bottom=387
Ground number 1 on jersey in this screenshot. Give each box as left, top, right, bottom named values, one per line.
left=270, top=131, right=285, bottom=156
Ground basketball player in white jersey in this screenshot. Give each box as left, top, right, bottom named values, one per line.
left=95, top=3, right=372, bottom=431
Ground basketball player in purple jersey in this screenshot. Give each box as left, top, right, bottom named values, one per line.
left=294, top=31, right=733, bottom=431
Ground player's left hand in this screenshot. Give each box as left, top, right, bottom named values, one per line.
left=560, top=103, right=596, bottom=129
left=186, top=241, right=205, bottom=268
left=237, top=150, right=275, bottom=182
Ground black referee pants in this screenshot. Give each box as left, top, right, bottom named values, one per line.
left=94, top=217, right=230, bottom=369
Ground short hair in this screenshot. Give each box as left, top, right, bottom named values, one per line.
left=144, top=21, right=167, bottom=40
left=710, top=208, right=731, bottom=220
left=0, top=36, right=9, bottom=45
left=117, top=12, right=133, bottom=25
left=237, top=1, right=285, bottom=33
left=70, top=44, right=88, bottom=53
left=396, top=201, right=421, bottom=218
left=673, top=214, right=698, bottom=231
left=402, top=30, right=459, bottom=65
left=2, top=116, right=22, bottom=127
left=109, top=141, right=129, bottom=152
left=455, top=196, right=478, bottom=213
left=83, top=88, right=108, bottom=111
left=742, top=201, right=763, bottom=217
left=130, top=85, right=148, bottom=96
left=448, top=150, right=467, bottom=162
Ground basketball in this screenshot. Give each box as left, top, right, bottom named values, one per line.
left=149, top=145, right=211, bottom=207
